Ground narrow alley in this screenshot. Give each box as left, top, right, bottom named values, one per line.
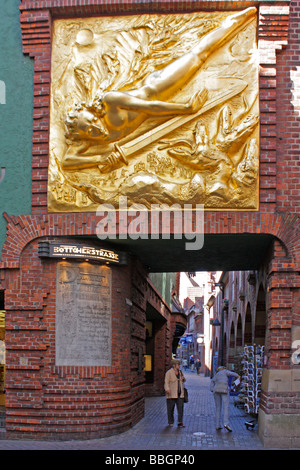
left=0, top=371, right=267, bottom=451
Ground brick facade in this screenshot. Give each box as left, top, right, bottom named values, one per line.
left=1, top=224, right=177, bottom=439
left=0, top=0, right=299, bottom=447
left=211, top=236, right=300, bottom=446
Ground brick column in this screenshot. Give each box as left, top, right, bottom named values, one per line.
left=259, top=238, right=300, bottom=448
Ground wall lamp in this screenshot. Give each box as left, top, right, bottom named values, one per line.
left=215, top=281, right=224, bottom=291
left=206, top=295, right=216, bottom=310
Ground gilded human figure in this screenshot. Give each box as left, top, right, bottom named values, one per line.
left=48, top=8, right=259, bottom=211
left=64, top=89, right=208, bottom=170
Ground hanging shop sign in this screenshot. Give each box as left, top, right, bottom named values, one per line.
left=180, top=334, right=193, bottom=345
left=185, top=334, right=194, bottom=343
left=38, top=241, right=127, bottom=265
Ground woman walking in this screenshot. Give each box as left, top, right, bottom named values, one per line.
left=164, top=359, right=186, bottom=427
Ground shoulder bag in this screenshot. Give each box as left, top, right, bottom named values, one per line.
left=180, top=371, right=188, bottom=402
left=214, top=382, right=228, bottom=394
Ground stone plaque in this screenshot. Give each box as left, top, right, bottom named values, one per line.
left=56, top=261, right=112, bottom=366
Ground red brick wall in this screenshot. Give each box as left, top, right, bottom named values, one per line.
left=0, top=0, right=299, bottom=440
left=1, top=230, right=174, bottom=438
left=275, top=2, right=300, bottom=213
left=4, top=236, right=134, bottom=439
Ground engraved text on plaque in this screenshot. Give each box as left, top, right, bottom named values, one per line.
left=56, top=261, right=112, bottom=366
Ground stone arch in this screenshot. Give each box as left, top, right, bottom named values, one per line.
left=230, top=321, right=235, bottom=349
left=254, top=283, right=266, bottom=346
left=228, top=321, right=236, bottom=367
left=244, top=303, right=252, bottom=345
left=211, top=336, right=218, bottom=373
left=223, top=332, right=228, bottom=366
left=236, top=313, right=243, bottom=347
left=214, top=336, right=218, bottom=353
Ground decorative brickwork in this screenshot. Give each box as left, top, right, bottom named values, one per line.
left=0, top=0, right=299, bottom=446
left=1, top=230, right=176, bottom=439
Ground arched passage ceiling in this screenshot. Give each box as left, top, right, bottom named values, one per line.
left=92, top=233, right=274, bottom=272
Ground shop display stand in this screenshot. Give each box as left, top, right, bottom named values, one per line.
left=240, top=345, right=264, bottom=428
left=233, top=345, right=264, bottom=428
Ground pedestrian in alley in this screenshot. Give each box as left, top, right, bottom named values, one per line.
left=164, top=359, right=186, bottom=428
left=210, top=366, right=240, bottom=432
left=195, top=358, right=201, bottom=375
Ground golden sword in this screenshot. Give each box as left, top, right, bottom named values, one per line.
left=99, top=81, right=247, bottom=172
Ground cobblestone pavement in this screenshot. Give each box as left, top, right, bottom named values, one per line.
left=0, top=372, right=276, bottom=451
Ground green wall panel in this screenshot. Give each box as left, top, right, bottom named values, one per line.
left=0, top=0, right=34, bottom=254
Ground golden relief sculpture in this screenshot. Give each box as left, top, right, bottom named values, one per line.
left=48, top=8, right=259, bottom=211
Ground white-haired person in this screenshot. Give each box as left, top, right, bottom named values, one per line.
left=164, top=359, right=186, bottom=427
left=210, top=366, right=240, bottom=432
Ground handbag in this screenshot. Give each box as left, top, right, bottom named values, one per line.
left=179, top=371, right=188, bottom=402
left=214, top=382, right=228, bottom=394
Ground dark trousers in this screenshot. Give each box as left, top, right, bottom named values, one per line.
left=167, top=398, right=184, bottom=424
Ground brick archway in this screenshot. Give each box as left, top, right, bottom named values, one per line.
left=0, top=210, right=298, bottom=269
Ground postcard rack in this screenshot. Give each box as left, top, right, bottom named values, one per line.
left=241, top=345, right=264, bottom=415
